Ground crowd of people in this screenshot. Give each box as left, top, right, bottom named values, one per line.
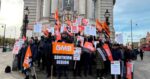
left=14, top=31, right=144, bottom=79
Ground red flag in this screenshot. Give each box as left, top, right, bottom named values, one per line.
left=103, top=43, right=113, bottom=62
left=96, top=19, right=102, bottom=32
left=23, top=46, right=32, bottom=69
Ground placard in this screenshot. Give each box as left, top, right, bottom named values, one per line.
left=52, top=42, right=74, bottom=55
left=12, top=39, right=24, bottom=54
left=33, top=23, right=42, bottom=33
left=111, top=61, right=120, bottom=75
left=84, top=25, right=91, bottom=35
left=71, top=26, right=78, bottom=33
left=77, top=36, right=84, bottom=46
left=73, top=47, right=82, bottom=61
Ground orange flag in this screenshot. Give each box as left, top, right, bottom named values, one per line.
left=103, top=43, right=113, bottom=62
left=102, top=22, right=110, bottom=37
left=96, top=19, right=102, bottom=32
left=54, top=9, right=59, bottom=21
left=23, top=46, right=32, bottom=69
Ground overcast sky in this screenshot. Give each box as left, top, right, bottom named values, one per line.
left=0, top=0, right=23, bottom=38
left=114, top=0, right=150, bottom=44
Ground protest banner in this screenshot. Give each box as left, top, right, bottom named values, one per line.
left=12, top=39, right=24, bottom=54
left=33, top=22, right=42, bottom=33
left=84, top=25, right=96, bottom=36
left=52, top=42, right=74, bottom=55
left=82, top=18, right=89, bottom=25
left=71, top=26, right=78, bottom=33
left=73, top=47, right=82, bottom=61
left=111, top=61, right=121, bottom=75
left=84, top=25, right=91, bottom=35
left=90, top=26, right=97, bottom=36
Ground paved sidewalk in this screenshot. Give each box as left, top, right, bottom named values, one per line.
left=134, top=51, right=150, bottom=79
left=0, top=50, right=24, bottom=79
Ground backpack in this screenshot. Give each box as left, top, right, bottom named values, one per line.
left=5, top=65, right=11, bottom=73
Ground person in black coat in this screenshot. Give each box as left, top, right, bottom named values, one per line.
left=139, top=49, right=144, bottom=60
left=44, top=33, right=53, bottom=78
left=111, top=44, right=122, bottom=79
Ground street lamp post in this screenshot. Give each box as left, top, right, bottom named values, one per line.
left=22, top=6, right=29, bottom=38
left=131, top=20, right=133, bottom=49
left=1, top=24, right=6, bottom=52
left=104, top=9, right=110, bottom=39
left=104, top=9, right=110, bottom=26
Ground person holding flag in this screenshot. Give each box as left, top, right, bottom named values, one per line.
left=23, top=40, right=37, bottom=79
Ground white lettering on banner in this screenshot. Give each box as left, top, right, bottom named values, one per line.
left=54, top=55, right=72, bottom=60
left=56, top=45, right=71, bottom=51
left=56, top=60, right=69, bottom=65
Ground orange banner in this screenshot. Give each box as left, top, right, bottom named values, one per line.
left=103, top=43, right=113, bottom=62
left=52, top=42, right=74, bottom=55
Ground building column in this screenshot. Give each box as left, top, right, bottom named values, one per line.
left=36, top=0, right=41, bottom=21
left=74, top=0, right=79, bottom=12
left=43, top=0, right=50, bottom=18
left=51, top=0, right=58, bottom=14
left=79, top=0, right=85, bottom=16
left=95, top=0, right=101, bottom=20
left=87, top=0, right=94, bottom=19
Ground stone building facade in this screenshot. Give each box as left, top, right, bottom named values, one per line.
left=24, top=0, right=116, bottom=41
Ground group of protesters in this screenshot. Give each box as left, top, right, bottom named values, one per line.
left=12, top=30, right=144, bottom=79
left=12, top=9, right=145, bottom=79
